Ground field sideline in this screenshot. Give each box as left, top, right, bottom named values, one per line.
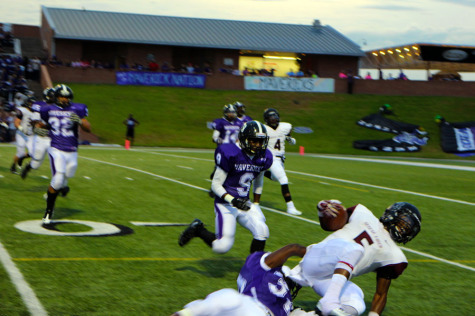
left=0, top=145, right=474, bottom=315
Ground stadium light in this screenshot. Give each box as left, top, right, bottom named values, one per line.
left=263, top=55, right=298, bottom=60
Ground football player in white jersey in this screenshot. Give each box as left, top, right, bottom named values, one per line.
left=10, top=97, right=36, bottom=174
left=288, top=201, right=422, bottom=316
left=21, top=88, right=55, bottom=179
left=257, top=108, right=301, bottom=215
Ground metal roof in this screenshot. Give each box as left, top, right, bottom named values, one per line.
left=42, top=6, right=364, bottom=57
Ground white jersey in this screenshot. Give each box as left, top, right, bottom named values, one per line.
left=17, top=106, right=35, bottom=136
left=324, top=204, right=408, bottom=278
left=265, top=122, right=292, bottom=157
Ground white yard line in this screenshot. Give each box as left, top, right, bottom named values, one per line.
left=80, top=154, right=475, bottom=272
left=0, top=241, right=48, bottom=316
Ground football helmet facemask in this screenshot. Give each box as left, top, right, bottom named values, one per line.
left=380, top=202, right=421, bottom=244
left=43, top=87, right=55, bottom=103
left=264, top=108, right=280, bottom=128
left=54, top=84, right=73, bottom=108
left=223, top=104, right=237, bottom=122
left=239, top=120, right=269, bottom=155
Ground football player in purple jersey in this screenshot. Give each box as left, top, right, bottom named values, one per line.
left=233, top=101, right=253, bottom=124
left=211, top=104, right=241, bottom=145
left=171, top=243, right=313, bottom=316
left=179, top=121, right=274, bottom=254
left=38, top=84, right=91, bottom=225
left=207, top=104, right=243, bottom=197
left=288, top=201, right=422, bottom=316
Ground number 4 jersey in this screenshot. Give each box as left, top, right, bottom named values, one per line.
left=39, top=102, right=88, bottom=152
left=323, top=204, right=408, bottom=279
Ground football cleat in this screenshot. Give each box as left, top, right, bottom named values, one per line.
left=287, top=208, right=302, bottom=216
left=42, top=210, right=54, bottom=225
left=21, top=164, right=32, bottom=179
left=315, top=302, right=352, bottom=316
left=178, top=219, right=203, bottom=247
left=60, top=186, right=70, bottom=197
left=10, top=163, right=17, bottom=174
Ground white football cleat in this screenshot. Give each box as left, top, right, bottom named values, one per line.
left=287, top=208, right=302, bottom=216
left=316, top=301, right=353, bottom=316
left=42, top=210, right=53, bottom=225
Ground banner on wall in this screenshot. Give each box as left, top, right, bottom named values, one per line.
left=116, top=72, right=206, bottom=88
left=244, top=76, right=334, bottom=93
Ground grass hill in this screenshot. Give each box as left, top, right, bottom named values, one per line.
left=69, top=83, right=475, bottom=160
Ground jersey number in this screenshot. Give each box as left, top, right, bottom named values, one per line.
left=273, top=138, right=281, bottom=151
left=49, top=117, right=74, bottom=137
left=354, top=231, right=374, bottom=246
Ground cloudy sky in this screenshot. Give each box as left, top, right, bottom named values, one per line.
left=0, top=0, right=473, bottom=50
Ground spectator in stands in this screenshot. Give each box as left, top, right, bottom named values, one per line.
left=148, top=60, right=159, bottom=71
left=338, top=70, right=347, bottom=79
left=242, top=67, right=250, bottom=76
left=365, top=72, right=373, bottom=80
left=296, top=69, right=304, bottom=77
left=30, top=57, right=41, bottom=81
left=347, top=70, right=354, bottom=94
left=203, top=63, right=212, bottom=75
left=398, top=70, right=408, bottom=80
left=287, top=69, right=295, bottom=77
left=186, top=62, right=194, bottom=73
left=161, top=61, right=172, bottom=72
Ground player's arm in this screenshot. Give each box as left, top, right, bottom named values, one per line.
left=264, top=244, right=306, bottom=268
left=211, top=166, right=228, bottom=198
left=79, top=118, right=91, bottom=132
left=212, top=130, right=222, bottom=144
left=368, top=276, right=392, bottom=316
left=252, top=171, right=265, bottom=204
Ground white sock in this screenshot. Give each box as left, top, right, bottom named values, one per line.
left=320, top=274, right=348, bottom=313
left=286, top=201, right=295, bottom=209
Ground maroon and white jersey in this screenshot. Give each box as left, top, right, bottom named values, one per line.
left=323, top=204, right=408, bottom=278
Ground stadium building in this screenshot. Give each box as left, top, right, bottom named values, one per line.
left=40, top=6, right=364, bottom=78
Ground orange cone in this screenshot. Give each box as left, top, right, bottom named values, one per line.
left=125, top=140, right=130, bottom=150
left=299, top=146, right=304, bottom=155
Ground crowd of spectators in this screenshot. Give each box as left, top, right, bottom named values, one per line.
left=0, top=54, right=36, bottom=142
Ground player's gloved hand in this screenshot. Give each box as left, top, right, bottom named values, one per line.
left=213, top=138, right=223, bottom=144
left=33, top=127, right=49, bottom=137
left=317, top=199, right=343, bottom=218
left=286, top=136, right=296, bottom=145
left=69, top=113, right=82, bottom=124
left=232, top=197, right=251, bottom=210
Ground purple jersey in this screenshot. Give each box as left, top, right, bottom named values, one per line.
left=238, top=115, right=253, bottom=124
left=215, top=143, right=273, bottom=202
left=39, top=102, right=88, bottom=152
left=238, top=251, right=292, bottom=316
left=211, top=118, right=242, bottom=144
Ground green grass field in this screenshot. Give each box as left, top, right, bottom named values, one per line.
left=65, top=84, right=475, bottom=160
left=0, top=144, right=473, bottom=315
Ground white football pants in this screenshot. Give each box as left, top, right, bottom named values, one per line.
left=212, top=202, right=269, bottom=254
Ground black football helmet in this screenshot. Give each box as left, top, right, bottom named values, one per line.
left=380, top=202, right=421, bottom=244
left=263, top=108, right=280, bottom=128
left=43, top=87, right=55, bottom=103
left=223, top=104, right=237, bottom=122
left=233, top=101, right=246, bottom=116
left=54, top=84, right=73, bottom=108
left=25, top=96, right=37, bottom=109
left=238, top=120, right=269, bottom=155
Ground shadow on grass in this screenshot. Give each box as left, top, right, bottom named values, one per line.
left=176, top=258, right=245, bottom=278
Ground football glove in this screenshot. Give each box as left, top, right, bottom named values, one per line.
left=33, top=127, right=49, bottom=137
left=232, top=197, right=251, bottom=210
left=69, top=113, right=82, bottom=124
left=286, top=136, right=296, bottom=145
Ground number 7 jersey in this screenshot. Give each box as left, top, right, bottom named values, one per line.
left=39, top=102, right=89, bottom=152
left=323, top=204, right=408, bottom=278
